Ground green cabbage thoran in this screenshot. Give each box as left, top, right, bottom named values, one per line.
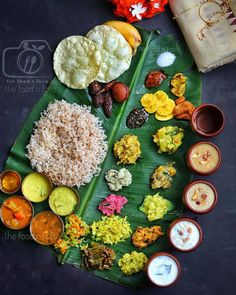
left=153, top=126, right=184, bottom=154
left=139, top=193, right=174, bottom=221
left=91, top=215, right=132, bottom=245
left=118, top=251, right=148, bottom=275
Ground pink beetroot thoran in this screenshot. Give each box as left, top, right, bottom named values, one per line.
left=98, top=194, right=128, bottom=216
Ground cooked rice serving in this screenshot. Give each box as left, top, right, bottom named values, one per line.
left=27, top=100, right=108, bottom=187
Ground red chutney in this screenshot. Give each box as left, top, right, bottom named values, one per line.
left=0, top=196, right=33, bottom=230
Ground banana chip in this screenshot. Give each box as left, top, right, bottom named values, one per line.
left=86, top=25, right=132, bottom=83
left=141, top=90, right=176, bottom=120
left=145, top=102, right=159, bottom=113
left=53, top=36, right=102, bottom=89
left=155, top=112, right=174, bottom=121
left=156, top=99, right=175, bottom=116
left=154, top=90, right=169, bottom=107
left=141, top=94, right=157, bottom=108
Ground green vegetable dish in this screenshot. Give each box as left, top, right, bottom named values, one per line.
left=139, top=193, right=174, bottom=221
left=153, top=126, right=184, bottom=154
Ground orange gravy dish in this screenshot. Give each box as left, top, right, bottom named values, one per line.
left=0, top=196, right=33, bottom=230
left=30, top=211, right=64, bottom=245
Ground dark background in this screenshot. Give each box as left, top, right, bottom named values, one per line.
left=0, top=1, right=235, bottom=294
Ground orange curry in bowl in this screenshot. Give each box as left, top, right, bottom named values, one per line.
left=30, top=211, right=64, bottom=245
left=0, top=196, right=33, bottom=230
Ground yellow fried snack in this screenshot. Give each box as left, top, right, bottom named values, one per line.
left=154, top=90, right=169, bottom=107
left=53, top=36, right=102, bottom=89
left=145, top=101, right=159, bottom=113
left=86, top=25, right=132, bottom=83
left=157, top=99, right=175, bottom=116
left=141, top=90, right=176, bottom=121
left=141, top=93, right=157, bottom=108
left=155, top=112, right=174, bottom=121
left=171, top=73, right=187, bottom=97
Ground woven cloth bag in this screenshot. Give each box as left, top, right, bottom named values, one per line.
left=169, top=0, right=236, bottom=72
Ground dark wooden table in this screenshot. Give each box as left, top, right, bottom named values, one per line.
left=0, top=1, right=235, bottom=294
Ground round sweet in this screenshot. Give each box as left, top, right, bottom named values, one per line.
left=53, top=36, right=101, bottom=89
left=86, top=25, right=132, bottom=83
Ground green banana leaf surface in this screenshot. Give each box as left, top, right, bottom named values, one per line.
left=0, top=28, right=202, bottom=288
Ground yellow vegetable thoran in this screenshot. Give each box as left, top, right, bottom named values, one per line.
left=118, top=251, right=148, bottom=275
left=151, top=162, right=176, bottom=189
left=113, top=134, right=141, bottom=164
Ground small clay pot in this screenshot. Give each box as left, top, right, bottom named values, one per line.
left=182, top=180, right=218, bottom=214
left=186, top=141, right=221, bottom=175
left=168, top=218, right=203, bottom=252
left=191, top=104, right=225, bottom=138
left=146, top=252, right=181, bottom=287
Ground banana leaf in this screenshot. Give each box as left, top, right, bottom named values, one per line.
left=0, top=28, right=202, bottom=288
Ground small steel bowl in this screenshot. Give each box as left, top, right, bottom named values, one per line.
left=0, top=195, right=34, bottom=230
left=168, top=218, right=203, bottom=252
left=0, top=170, right=22, bottom=194
left=48, top=186, right=80, bottom=216
left=30, top=211, right=64, bottom=246
left=22, top=172, right=53, bottom=203
left=191, top=104, right=225, bottom=138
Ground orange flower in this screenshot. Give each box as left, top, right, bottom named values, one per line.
left=109, top=0, right=168, bottom=23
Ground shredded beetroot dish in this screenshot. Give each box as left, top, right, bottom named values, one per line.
left=98, top=194, right=128, bottom=216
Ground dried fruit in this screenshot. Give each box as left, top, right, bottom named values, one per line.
left=145, top=70, right=167, bottom=88
left=89, top=81, right=102, bottom=95
left=126, top=108, right=149, bottom=129
left=111, top=82, right=130, bottom=102
left=103, top=93, right=113, bottom=118
left=96, top=80, right=117, bottom=95
left=92, top=93, right=105, bottom=107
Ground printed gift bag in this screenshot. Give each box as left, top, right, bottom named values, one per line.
left=169, top=0, right=236, bottom=72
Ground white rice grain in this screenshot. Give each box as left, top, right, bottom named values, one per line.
left=27, top=100, right=108, bottom=187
